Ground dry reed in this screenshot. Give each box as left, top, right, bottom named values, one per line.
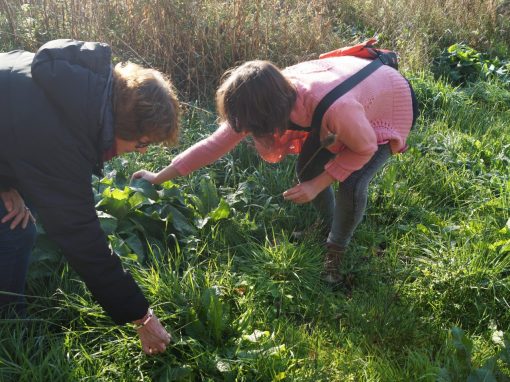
left=0, top=0, right=508, bottom=101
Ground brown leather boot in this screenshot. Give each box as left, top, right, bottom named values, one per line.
left=322, top=242, right=343, bottom=284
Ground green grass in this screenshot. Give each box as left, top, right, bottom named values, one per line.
left=2, top=1, right=510, bottom=376
left=1, top=71, right=509, bottom=381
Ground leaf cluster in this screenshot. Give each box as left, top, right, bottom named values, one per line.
left=432, top=43, right=510, bottom=86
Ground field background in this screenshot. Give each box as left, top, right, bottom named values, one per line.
left=1, top=1, right=510, bottom=381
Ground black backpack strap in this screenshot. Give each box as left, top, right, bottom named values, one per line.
left=310, top=55, right=386, bottom=130
left=287, top=52, right=394, bottom=132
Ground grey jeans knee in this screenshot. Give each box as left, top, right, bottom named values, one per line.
left=296, top=143, right=392, bottom=250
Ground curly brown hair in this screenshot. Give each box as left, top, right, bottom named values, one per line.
left=216, top=60, right=296, bottom=138
left=113, top=62, right=180, bottom=146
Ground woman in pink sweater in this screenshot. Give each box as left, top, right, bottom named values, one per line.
left=133, top=56, right=418, bottom=284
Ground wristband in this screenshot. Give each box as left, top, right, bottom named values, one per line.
left=135, top=308, right=154, bottom=329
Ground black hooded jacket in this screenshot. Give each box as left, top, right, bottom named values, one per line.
left=0, top=39, right=149, bottom=324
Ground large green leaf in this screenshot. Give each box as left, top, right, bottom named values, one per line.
left=467, top=368, right=497, bottom=382
left=451, top=327, right=473, bottom=367
left=129, top=178, right=159, bottom=200
left=124, top=234, right=145, bottom=258
left=97, top=211, right=118, bottom=235
left=196, top=177, right=219, bottom=215
left=157, top=365, right=194, bottom=382
left=29, top=233, right=62, bottom=280
left=159, top=181, right=186, bottom=202
left=108, top=235, right=140, bottom=262
left=165, top=205, right=197, bottom=235
left=128, top=191, right=152, bottom=209
left=499, top=334, right=510, bottom=366
left=96, top=187, right=131, bottom=219
left=209, top=198, right=231, bottom=222
left=127, top=210, right=166, bottom=238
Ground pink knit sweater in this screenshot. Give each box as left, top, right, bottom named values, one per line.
left=171, top=56, right=413, bottom=182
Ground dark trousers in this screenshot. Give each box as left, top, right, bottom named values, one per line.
left=0, top=201, right=37, bottom=316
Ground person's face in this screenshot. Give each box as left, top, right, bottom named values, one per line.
left=115, top=136, right=153, bottom=154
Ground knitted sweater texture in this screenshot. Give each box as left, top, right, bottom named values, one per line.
left=172, top=56, right=413, bottom=181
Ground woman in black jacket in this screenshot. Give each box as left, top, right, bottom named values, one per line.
left=0, top=39, right=179, bottom=355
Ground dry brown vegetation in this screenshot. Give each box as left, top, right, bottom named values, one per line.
left=1, top=0, right=509, bottom=100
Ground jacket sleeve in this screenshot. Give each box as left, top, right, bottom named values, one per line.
left=14, top=155, right=149, bottom=325
left=322, top=100, right=378, bottom=181
left=0, top=176, right=11, bottom=191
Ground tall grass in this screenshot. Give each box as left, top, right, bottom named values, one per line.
left=1, top=0, right=508, bottom=99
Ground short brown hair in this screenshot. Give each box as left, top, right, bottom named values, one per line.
left=216, top=60, right=296, bottom=138
left=113, top=62, right=180, bottom=146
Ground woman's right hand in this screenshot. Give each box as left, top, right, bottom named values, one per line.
left=0, top=188, right=36, bottom=229
left=131, top=169, right=158, bottom=184
left=135, top=311, right=172, bottom=356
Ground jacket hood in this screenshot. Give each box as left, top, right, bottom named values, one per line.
left=31, top=39, right=114, bottom=151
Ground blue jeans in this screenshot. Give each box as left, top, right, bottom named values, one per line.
left=0, top=201, right=37, bottom=316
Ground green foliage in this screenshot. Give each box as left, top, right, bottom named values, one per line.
left=185, top=286, right=231, bottom=346
left=1, top=2, right=510, bottom=380
left=93, top=176, right=197, bottom=263
left=438, top=327, right=510, bottom=381
left=2, top=75, right=509, bottom=379
left=433, top=43, right=510, bottom=86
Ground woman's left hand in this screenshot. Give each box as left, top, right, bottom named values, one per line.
left=283, top=180, right=322, bottom=204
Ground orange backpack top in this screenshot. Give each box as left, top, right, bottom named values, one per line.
left=319, top=38, right=399, bottom=70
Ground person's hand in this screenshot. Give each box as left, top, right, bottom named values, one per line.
left=0, top=188, right=36, bottom=229
left=131, top=169, right=158, bottom=184
left=134, top=310, right=172, bottom=355
left=283, top=172, right=335, bottom=204
left=283, top=180, right=322, bottom=204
